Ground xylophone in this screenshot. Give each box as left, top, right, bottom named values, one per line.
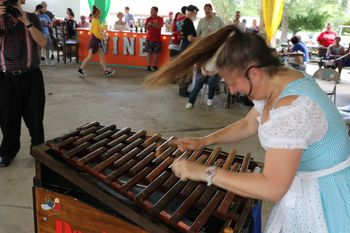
left=31, top=122, right=262, bottom=233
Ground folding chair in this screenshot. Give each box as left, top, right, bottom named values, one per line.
left=338, top=106, right=350, bottom=136
left=54, top=22, right=79, bottom=64
left=313, top=68, right=340, bottom=104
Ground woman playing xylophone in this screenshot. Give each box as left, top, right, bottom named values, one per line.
left=146, top=25, right=350, bottom=233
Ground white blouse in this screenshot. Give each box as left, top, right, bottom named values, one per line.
left=253, top=95, right=328, bottom=150
left=113, top=21, right=130, bottom=31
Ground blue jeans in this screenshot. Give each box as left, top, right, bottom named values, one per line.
left=188, top=72, right=220, bottom=105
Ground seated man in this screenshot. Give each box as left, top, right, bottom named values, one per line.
left=289, top=36, right=309, bottom=70
left=327, top=36, right=345, bottom=74
left=334, top=40, right=350, bottom=76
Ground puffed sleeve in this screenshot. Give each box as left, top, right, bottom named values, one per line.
left=258, top=96, right=328, bottom=150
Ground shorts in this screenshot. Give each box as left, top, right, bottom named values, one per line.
left=44, top=34, right=53, bottom=51
left=143, top=40, right=161, bottom=53
left=88, top=35, right=102, bottom=54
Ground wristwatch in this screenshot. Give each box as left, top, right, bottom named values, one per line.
left=26, top=23, right=33, bottom=28
left=204, top=166, right=217, bottom=186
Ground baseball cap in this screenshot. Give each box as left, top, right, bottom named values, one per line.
left=187, top=5, right=199, bottom=13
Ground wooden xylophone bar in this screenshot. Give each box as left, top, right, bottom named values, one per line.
left=43, top=122, right=262, bottom=233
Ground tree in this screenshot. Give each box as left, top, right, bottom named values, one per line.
left=279, top=0, right=344, bottom=44
left=212, top=0, right=240, bottom=23
left=289, top=9, right=329, bottom=34
left=242, top=0, right=260, bottom=17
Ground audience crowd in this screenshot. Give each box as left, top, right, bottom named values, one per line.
left=31, top=2, right=348, bottom=106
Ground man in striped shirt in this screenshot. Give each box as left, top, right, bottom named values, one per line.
left=0, top=0, right=47, bottom=167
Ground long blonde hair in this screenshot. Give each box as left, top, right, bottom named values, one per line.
left=145, top=25, right=281, bottom=88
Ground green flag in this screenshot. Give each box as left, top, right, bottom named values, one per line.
left=88, top=0, right=111, bottom=23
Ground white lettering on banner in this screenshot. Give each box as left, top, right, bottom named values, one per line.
left=139, top=38, right=147, bottom=57
left=106, top=35, right=163, bottom=57
left=112, top=37, right=118, bottom=55
left=123, top=37, right=135, bottom=55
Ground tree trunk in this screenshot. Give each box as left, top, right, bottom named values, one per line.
left=259, top=0, right=266, bottom=38
left=280, top=4, right=289, bottom=46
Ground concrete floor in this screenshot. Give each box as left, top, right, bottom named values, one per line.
left=0, top=63, right=349, bottom=233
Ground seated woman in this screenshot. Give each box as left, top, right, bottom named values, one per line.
left=185, top=65, right=221, bottom=109
left=113, top=12, right=130, bottom=31
left=64, top=8, right=77, bottom=39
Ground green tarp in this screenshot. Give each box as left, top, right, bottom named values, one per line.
left=87, top=0, right=111, bottom=23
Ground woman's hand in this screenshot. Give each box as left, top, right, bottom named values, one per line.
left=171, top=158, right=206, bottom=182
left=0, top=1, right=6, bottom=17
left=173, top=137, right=207, bottom=152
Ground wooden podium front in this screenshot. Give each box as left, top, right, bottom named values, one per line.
left=33, top=187, right=146, bottom=233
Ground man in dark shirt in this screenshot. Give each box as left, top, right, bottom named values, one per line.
left=178, top=5, right=199, bottom=97
left=0, top=0, right=47, bottom=167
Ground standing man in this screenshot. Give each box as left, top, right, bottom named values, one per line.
left=0, top=0, right=47, bottom=167
left=40, top=1, right=55, bottom=59
left=124, top=6, right=135, bottom=29
left=185, top=3, right=224, bottom=108
left=196, top=4, right=224, bottom=38
left=144, top=6, right=163, bottom=72
left=35, top=4, right=52, bottom=65
left=233, top=10, right=245, bottom=32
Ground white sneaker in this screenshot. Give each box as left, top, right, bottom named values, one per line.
left=185, top=103, right=193, bottom=109
left=207, top=99, right=213, bottom=106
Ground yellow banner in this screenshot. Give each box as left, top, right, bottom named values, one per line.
left=263, top=0, right=284, bottom=44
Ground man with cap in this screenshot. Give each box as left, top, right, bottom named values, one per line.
left=178, top=5, right=199, bottom=97
left=180, top=5, right=199, bottom=51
